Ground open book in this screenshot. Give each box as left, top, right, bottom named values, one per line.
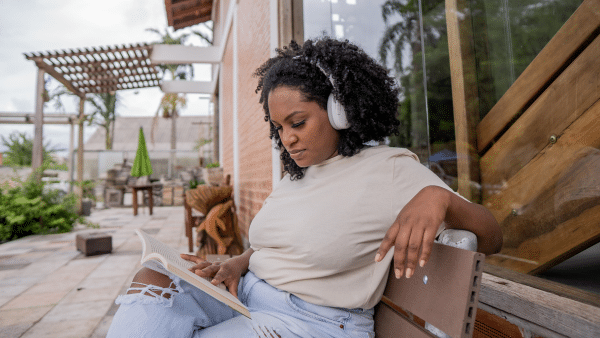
left=135, top=229, right=251, bottom=319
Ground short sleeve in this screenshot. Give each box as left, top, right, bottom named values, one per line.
left=391, top=155, right=468, bottom=237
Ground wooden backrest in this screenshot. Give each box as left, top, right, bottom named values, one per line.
left=374, top=243, right=484, bottom=338
left=473, top=0, right=600, bottom=275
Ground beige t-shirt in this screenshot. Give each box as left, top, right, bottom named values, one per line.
left=248, top=146, right=457, bottom=309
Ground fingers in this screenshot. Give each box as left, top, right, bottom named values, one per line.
left=191, top=262, right=220, bottom=278
left=375, top=223, right=399, bottom=262
left=180, top=253, right=204, bottom=264
left=400, top=227, right=423, bottom=279
left=392, top=225, right=439, bottom=279
left=418, top=229, right=437, bottom=269
left=391, top=221, right=413, bottom=279
left=224, top=278, right=240, bottom=299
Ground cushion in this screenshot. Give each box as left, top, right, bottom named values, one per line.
left=185, top=185, right=232, bottom=215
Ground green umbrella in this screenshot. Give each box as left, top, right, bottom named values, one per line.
left=130, top=127, right=153, bottom=177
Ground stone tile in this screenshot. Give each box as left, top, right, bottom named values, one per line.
left=42, top=300, right=113, bottom=322
left=1, top=284, right=32, bottom=298
left=0, top=297, right=12, bottom=308
left=20, top=318, right=101, bottom=338
left=1, top=291, right=67, bottom=310
left=0, top=276, right=39, bottom=287
left=24, top=277, right=83, bottom=294
left=0, top=323, right=31, bottom=338
left=0, top=248, right=32, bottom=257
left=77, top=275, right=131, bottom=290
left=0, top=305, right=53, bottom=326
left=0, top=270, right=16, bottom=280
left=53, top=257, right=106, bottom=276
left=62, top=286, right=121, bottom=304
left=89, top=315, right=114, bottom=338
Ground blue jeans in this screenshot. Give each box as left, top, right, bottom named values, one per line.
left=106, top=271, right=375, bottom=338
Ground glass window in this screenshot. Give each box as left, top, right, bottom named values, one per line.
left=471, top=0, right=584, bottom=118
left=303, top=0, right=435, bottom=171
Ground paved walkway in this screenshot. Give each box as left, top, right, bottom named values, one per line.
left=0, top=206, right=191, bottom=338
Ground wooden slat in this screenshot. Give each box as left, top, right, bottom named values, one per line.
left=476, top=0, right=600, bottom=152
left=374, top=303, right=436, bottom=338
left=380, top=243, right=484, bottom=338
left=479, top=273, right=600, bottom=338
left=480, top=34, right=600, bottom=196
left=446, top=0, right=481, bottom=202
left=483, top=264, right=600, bottom=308
left=488, top=204, right=600, bottom=274
left=482, top=98, right=600, bottom=233
left=172, top=4, right=211, bottom=20
left=173, top=15, right=212, bottom=30
left=32, top=60, right=85, bottom=98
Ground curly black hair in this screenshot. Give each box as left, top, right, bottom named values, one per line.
left=254, top=37, right=400, bottom=180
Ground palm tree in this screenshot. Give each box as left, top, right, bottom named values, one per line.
left=47, top=79, right=119, bottom=150
left=378, top=0, right=451, bottom=149
left=146, top=24, right=212, bottom=178
left=87, top=92, right=119, bottom=150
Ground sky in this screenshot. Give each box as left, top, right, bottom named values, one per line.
left=0, top=0, right=212, bottom=157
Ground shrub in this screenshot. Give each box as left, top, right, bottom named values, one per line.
left=0, top=167, right=86, bottom=242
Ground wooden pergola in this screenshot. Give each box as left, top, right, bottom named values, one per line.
left=23, top=43, right=161, bottom=209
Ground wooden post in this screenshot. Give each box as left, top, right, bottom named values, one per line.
left=279, top=0, right=304, bottom=46
left=212, top=94, right=219, bottom=162
left=446, top=0, right=480, bottom=202
left=76, top=96, right=85, bottom=213
left=32, top=68, right=45, bottom=170
left=67, top=117, right=75, bottom=193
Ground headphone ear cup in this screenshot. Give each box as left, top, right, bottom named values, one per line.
left=327, top=94, right=350, bottom=130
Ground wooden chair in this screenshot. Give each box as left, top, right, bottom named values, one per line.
left=375, top=230, right=484, bottom=338
left=183, top=174, right=232, bottom=253
left=183, top=192, right=205, bottom=253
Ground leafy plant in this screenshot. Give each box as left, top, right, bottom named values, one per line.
left=73, top=179, right=98, bottom=201
left=189, top=179, right=205, bottom=189
left=0, top=166, right=94, bottom=242
left=206, top=162, right=220, bottom=169
left=1, top=132, right=62, bottom=167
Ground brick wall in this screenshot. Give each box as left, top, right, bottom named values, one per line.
left=221, top=32, right=234, bottom=186
left=235, top=0, right=273, bottom=236
left=219, top=0, right=274, bottom=237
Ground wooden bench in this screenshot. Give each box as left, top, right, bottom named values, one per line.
left=207, top=230, right=482, bottom=337
left=375, top=230, right=483, bottom=338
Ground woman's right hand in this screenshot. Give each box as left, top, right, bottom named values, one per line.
left=181, top=249, right=253, bottom=299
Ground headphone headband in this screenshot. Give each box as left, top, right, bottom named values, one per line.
left=291, top=55, right=350, bottom=130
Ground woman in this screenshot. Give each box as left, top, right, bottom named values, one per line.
left=107, top=37, right=502, bottom=338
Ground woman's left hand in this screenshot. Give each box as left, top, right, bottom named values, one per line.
left=375, top=185, right=451, bottom=279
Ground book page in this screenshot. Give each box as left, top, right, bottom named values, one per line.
left=135, top=229, right=250, bottom=318
left=138, top=229, right=195, bottom=271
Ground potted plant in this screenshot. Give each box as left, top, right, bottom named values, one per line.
left=202, top=162, right=223, bottom=186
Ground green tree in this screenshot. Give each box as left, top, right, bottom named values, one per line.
left=86, top=92, right=119, bottom=150
left=47, top=79, right=120, bottom=151
left=379, top=0, right=454, bottom=149
left=1, top=132, right=61, bottom=167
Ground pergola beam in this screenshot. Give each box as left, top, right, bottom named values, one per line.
left=31, top=60, right=85, bottom=98
left=160, top=80, right=215, bottom=94
left=24, top=43, right=160, bottom=96
left=150, top=44, right=221, bottom=64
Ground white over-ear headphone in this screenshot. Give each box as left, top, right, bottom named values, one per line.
left=293, top=56, right=350, bottom=130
